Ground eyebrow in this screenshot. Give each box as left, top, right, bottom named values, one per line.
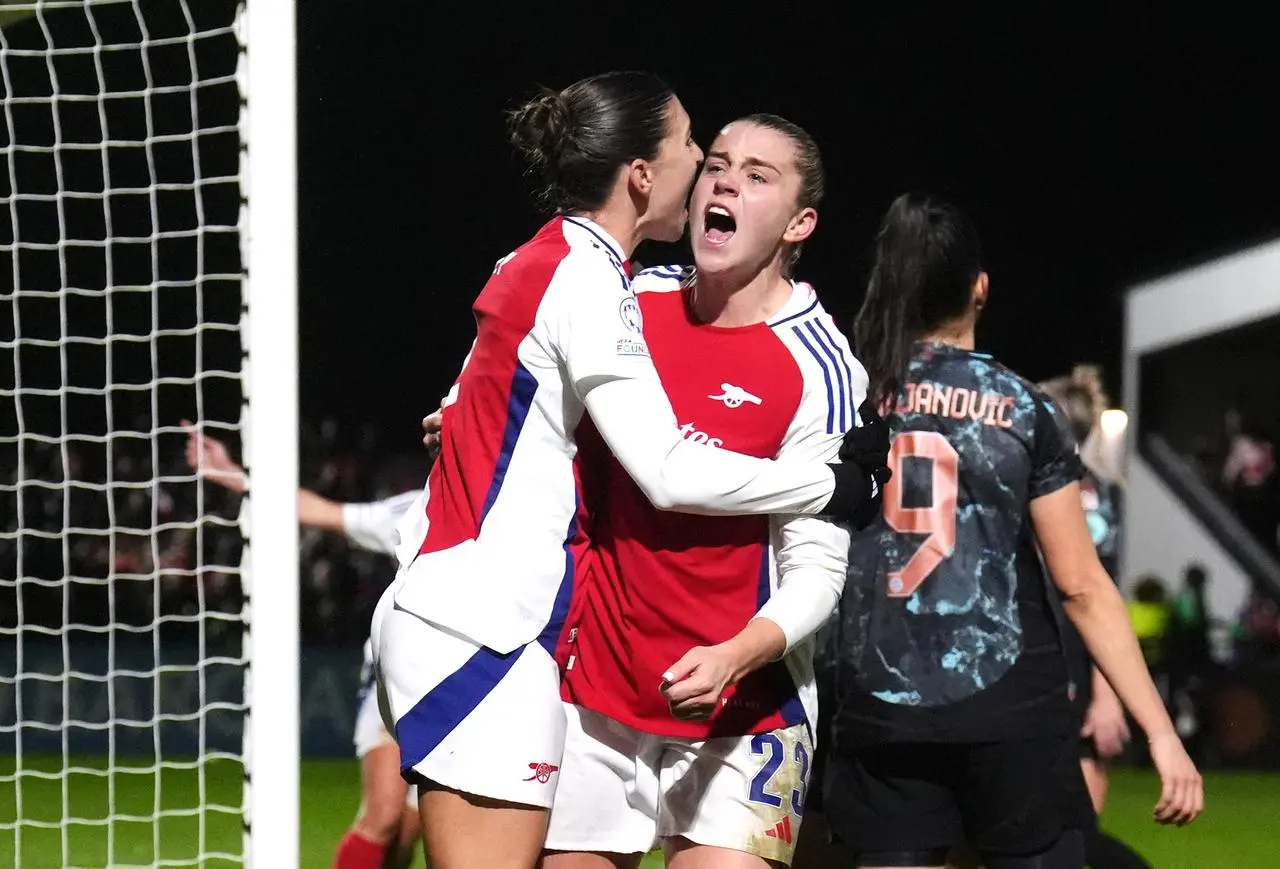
left=706, top=150, right=782, bottom=174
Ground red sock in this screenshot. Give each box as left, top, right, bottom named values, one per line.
left=333, top=831, right=387, bottom=869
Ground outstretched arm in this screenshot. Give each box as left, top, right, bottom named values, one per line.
left=183, top=421, right=345, bottom=532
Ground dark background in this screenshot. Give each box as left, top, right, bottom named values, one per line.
left=299, top=4, right=1277, bottom=449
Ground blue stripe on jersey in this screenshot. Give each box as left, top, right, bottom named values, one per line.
left=780, top=687, right=807, bottom=729
left=638, top=264, right=685, bottom=278
left=769, top=296, right=820, bottom=328
left=536, top=511, right=579, bottom=654
left=804, top=320, right=848, bottom=432
left=811, top=319, right=858, bottom=426
left=791, top=325, right=836, bottom=434
left=755, top=546, right=771, bottom=609
left=478, top=363, right=539, bottom=525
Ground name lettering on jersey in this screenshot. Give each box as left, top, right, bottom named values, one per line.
left=678, top=422, right=723, bottom=448
left=619, top=296, right=644, bottom=333
left=896, top=382, right=1015, bottom=429
left=708, top=383, right=763, bottom=409
left=492, top=250, right=517, bottom=275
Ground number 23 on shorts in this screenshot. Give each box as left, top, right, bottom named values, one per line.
left=882, top=431, right=959, bottom=599
left=748, top=731, right=809, bottom=816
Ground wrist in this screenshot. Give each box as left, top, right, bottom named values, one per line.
left=724, top=619, right=786, bottom=682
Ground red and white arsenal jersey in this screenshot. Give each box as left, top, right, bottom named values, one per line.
left=392, top=216, right=649, bottom=654
left=560, top=266, right=865, bottom=738
left=390, top=220, right=842, bottom=658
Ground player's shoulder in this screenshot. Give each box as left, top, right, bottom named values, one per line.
left=965, top=353, right=1067, bottom=439
left=632, top=263, right=694, bottom=295
left=772, top=284, right=865, bottom=375
left=767, top=282, right=870, bottom=433
left=769, top=283, right=847, bottom=346
left=504, top=217, right=629, bottom=293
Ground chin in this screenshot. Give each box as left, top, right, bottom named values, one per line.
left=691, top=243, right=736, bottom=274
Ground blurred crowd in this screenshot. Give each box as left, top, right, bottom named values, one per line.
left=0, top=418, right=424, bottom=645
left=3, top=409, right=1279, bottom=658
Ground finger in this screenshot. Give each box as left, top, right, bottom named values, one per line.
left=663, top=675, right=713, bottom=705
left=1181, top=776, right=1203, bottom=826
left=661, top=655, right=700, bottom=690
left=670, top=691, right=720, bottom=715
left=1153, top=777, right=1176, bottom=823
left=1171, top=776, right=1195, bottom=826
left=1190, top=777, right=1204, bottom=824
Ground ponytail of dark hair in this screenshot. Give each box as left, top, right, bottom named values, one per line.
left=853, top=193, right=983, bottom=404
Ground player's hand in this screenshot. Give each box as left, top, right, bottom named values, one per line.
left=1148, top=731, right=1203, bottom=826
left=422, top=409, right=443, bottom=458
left=1082, top=690, right=1130, bottom=760
left=660, top=645, right=738, bottom=721
left=181, top=419, right=246, bottom=494
left=839, top=398, right=892, bottom=485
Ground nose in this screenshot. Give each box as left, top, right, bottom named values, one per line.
left=713, top=171, right=739, bottom=196
left=692, top=141, right=704, bottom=162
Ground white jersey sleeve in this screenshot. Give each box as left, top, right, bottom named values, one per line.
left=755, top=294, right=869, bottom=653
left=541, top=256, right=838, bottom=516
left=340, top=490, right=423, bottom=556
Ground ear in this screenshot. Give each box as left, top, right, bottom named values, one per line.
left=972, top=271, right=990, bottom=310
left=782, top=206, right=818, bottom=245
left=626, top=157, right=655, bottom=197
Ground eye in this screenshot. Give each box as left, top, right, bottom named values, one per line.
left=704, top=163, right=725, bottom=175
left=749, top=172, right=767, bottom=183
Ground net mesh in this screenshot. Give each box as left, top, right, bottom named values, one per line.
left=1, top=0, right=249, bottom=864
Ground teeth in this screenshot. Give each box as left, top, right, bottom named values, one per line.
left=708, top=206, right=731, bottom=217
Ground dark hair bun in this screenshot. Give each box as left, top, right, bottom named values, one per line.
left=508, top=88, right=574, bottom=169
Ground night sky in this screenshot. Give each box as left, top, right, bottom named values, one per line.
left=297, top=6, right=1276, bottom=453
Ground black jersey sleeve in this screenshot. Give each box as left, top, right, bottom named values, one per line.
left=1028, top=390, right=1085, bottom=499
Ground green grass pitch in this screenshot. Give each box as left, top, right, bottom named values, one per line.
left=1, top=756, right=1275, bottom=867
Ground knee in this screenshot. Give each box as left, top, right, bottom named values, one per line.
left=357, top=781, right=410, bottom=841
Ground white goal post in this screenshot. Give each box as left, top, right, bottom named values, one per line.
left=0, top=0, right=298, bottom=865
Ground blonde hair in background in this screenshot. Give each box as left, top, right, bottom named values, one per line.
left=1040, top=364, right=1124, bottom=486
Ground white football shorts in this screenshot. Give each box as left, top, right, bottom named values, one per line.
left=544, top=703, right=812, bottom=865
left=369, top=573, right=567, bottom=809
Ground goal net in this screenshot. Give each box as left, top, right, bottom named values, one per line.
left=1, top=1, right=297, bottom=866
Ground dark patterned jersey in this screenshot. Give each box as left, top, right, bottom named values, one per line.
left=829, top=342, right=1084, bottom=744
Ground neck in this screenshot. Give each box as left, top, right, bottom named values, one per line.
left=580, top=202, right=640, bottom=259
left=919, top=318, right=976, bottom=350
left=692, top=258, right=792, bottom=327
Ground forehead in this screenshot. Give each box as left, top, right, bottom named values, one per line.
left=708, top=121, right=797, bottom=166
left=666, top=97, right=691, bottom=133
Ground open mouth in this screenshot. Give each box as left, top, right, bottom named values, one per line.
left=704, top=205, right=737, bottom=245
